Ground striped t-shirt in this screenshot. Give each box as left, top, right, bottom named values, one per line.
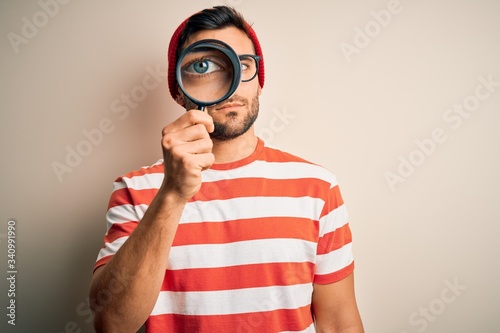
left=94, top=138, right=354, bottom=332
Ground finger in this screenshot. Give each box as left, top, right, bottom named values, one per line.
left=162, top=110, right=214, bottom=136
left=162, top=124, right=212, bottom=150
left=169, top=138, right=213, bottom=156
left=194, top=152, right=215, bottom=171
left=168, top=151, right=214, bottom=175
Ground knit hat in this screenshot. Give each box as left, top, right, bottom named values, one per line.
left=167, top=13, right=265, bottom=102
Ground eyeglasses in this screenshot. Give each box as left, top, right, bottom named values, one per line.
left=239, top=54, right=261, bottom=82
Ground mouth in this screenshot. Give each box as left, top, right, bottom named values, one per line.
left=215, top=102, right=244, bottom=111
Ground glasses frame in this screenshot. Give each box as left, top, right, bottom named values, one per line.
left=239, top=54, right=261, bottom=83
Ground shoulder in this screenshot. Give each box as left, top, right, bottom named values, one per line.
left=113, top=159, right=165, bottom=190
left=258, top=141, right=340, bottom=188
left=260, top=143, right=310, bottom=163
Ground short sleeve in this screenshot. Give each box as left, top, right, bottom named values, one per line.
left=314, top=183, right=354, bottom=284
left=93, top=179, right=141, bottom=271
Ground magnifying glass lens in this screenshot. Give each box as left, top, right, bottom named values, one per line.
left=179, top=47, right=235, bottom=104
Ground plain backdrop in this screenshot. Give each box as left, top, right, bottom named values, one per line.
left=1, top=0, right=499, bottom=332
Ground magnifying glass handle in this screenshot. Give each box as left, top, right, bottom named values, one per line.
left=199, top=106, right=205, bottom=112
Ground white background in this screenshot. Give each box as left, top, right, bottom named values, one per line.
left=1, top=0, right=499, bottom=332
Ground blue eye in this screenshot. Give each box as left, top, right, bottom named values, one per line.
left=186, top=59, right=221, bottom=75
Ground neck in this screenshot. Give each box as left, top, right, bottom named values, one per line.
left=211, top=128, right=258, bottom=164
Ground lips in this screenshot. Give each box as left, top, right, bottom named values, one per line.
left=215, top=102, right=244, bottom=111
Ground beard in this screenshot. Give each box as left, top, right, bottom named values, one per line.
left=183, top=93, right=259, bottom=142
left=210, top=94, right=259, bottom=141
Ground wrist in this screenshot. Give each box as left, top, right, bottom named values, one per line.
left=156, top=185, right=190, bottom=207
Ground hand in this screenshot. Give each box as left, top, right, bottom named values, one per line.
left=160, top=110, right=215, bottom=201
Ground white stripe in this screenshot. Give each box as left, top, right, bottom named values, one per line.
left=111, top=160, right=336, bottom=191
left=203, top=160, right=337, bottom=185
left=106, top=204, right=147, bottom=226
left=168, top=238, right=317, bottom=270
left=112, top=181, right=127, bottom=191
left=319, top=204, right=349, bottom=237
left=151, top=283, right=313, bottom=316
left=96, top=236, right=128, bottom=262
left=121, top=173, right=164, bottom=190
left=180, top=196, right=324, bottom=224
left=315, top=243, right=354, bottom=275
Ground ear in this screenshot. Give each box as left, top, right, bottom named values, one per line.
left=257, top=85, right=262, bottom=96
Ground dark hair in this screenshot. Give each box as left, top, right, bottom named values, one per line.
left=176, top=6, right=252, bottom=60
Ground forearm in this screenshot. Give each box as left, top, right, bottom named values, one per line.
left=90, top=190, right=186, bottom=333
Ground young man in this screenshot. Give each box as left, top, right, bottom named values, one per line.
left=90, top=6, right=364, bottom=333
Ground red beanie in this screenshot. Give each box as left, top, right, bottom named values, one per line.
left=167, top=14, right=265, bottom=102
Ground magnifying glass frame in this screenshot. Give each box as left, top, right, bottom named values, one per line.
left=176, top=39, right=242, bottom=111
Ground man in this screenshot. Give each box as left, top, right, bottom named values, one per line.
left=90, top=6, right=364, bottom=333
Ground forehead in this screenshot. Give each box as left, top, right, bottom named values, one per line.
left=184, top=26, right=255, bottom=55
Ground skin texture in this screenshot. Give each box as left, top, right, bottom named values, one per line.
left=89, top=26, right=364, bottom=333
left=312, top=274, right=364, bottom=332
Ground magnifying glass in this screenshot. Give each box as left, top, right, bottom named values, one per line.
left=176, top=39, right=241, bottom=111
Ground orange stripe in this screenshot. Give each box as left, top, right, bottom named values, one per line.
left=194, top=177, right=329, bottom=202
left=109, top=177, right=330, bottom=207
left=94, top=256, right=112, bottom=272
left=107, top=188, right=133, bottom=209
left=147, top=305, right=314, bottom=332
left=162, top=262, right=315, bottom=292
left=173, top=217, right=318, bottom=246
left=317, top=223, right=352, bottom=255
left=104, top=217, right=319, bottom=247
left=259, top=145, right=311, bottom=164
left=314, top=261, right=354, bottom=285
left=108, top=188, right=158, bottom=209
left=104, top=221, right=138, bottom=244
left=320, top=185, right=344, bottom=217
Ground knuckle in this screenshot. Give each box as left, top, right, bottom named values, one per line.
left=202, top=137, right=213, bottom=150
left=185, top=110, right=198, bottom=124
left=196, top=123, right=209, bottom=137
left=169, top=145, right=183, bottom=158
left=162, top=123, right=174, bottom=136
left=181, top=154, right=196, bottom=169
left=208, top=153, right=215, bottom=164
left=162, top=133, right=174, bottom=149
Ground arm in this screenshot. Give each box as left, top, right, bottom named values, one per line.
left=312, top=273, right=364, bottom=333
left=89, top=110, right=215, bottom=333
left=90, top=192, right=185, bottom=333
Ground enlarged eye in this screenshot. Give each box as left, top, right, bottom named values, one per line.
left=185, top=59, right=221, bottom=75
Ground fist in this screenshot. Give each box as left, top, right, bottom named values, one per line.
left=160, top=110, right=215, bottom=201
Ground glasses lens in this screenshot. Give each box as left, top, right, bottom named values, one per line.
left=240, top=55, right=258, bottom=82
